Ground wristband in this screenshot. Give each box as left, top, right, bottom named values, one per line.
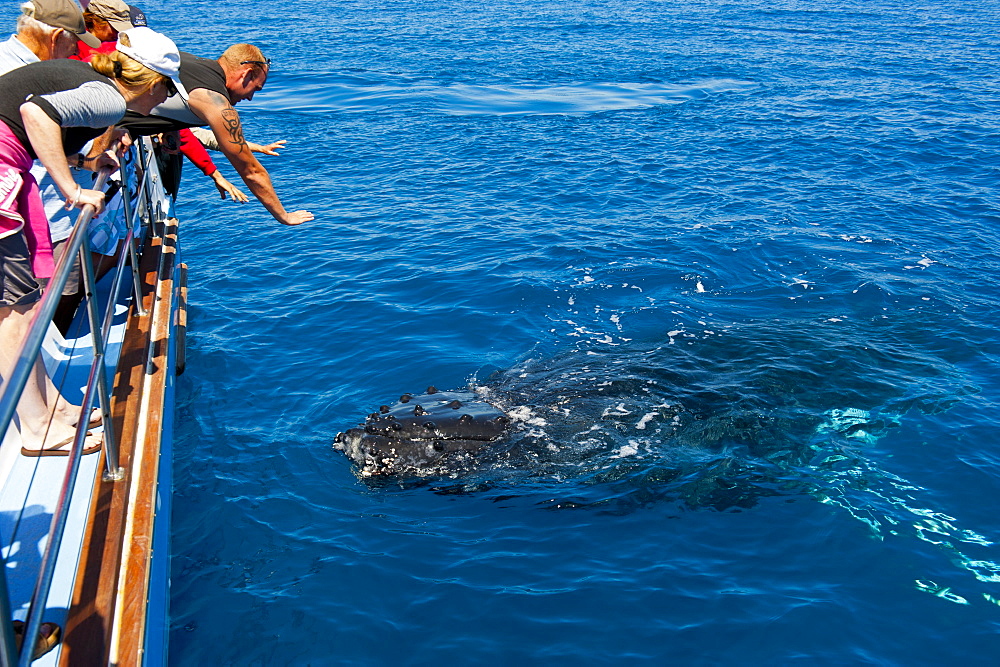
left=63, top=185, right=82, bottom=211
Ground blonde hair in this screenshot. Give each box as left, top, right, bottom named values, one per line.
left=220, top=43, right=267, bottom=70
left=90, top=34, right=168, bottom=94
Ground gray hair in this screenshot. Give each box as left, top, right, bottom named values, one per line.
left=17, top=1, right=60, bottom=36
left=17, top=1, right=77, bottom=55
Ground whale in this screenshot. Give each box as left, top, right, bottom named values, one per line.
left=330, top=316, right=972, bottom=516
left=334, top=387, right=511, bottom=477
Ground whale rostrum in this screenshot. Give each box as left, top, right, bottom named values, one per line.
left=334, top=387, right=511, bottom=477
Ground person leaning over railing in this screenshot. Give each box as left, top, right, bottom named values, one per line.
left=78, top=1, right=252, bottom=203
left=118, top=43, right=314, bottom=226
left=0, top=26, right=184, bottom=459
left=45, top=2, right=256, bottom=333
left=0, top=0, right=97, bottom=72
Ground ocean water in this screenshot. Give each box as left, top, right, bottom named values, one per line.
left=143, top=0, right=1000, bottom=663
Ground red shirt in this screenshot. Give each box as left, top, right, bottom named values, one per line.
left=177, top=128, right=217, bottom=176
left=72, top=40, right=117, bottom=61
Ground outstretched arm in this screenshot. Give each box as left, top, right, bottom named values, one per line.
left=190, top=126, right=286, bottom=156
left=209, top=170, right=250, bottom=202
left=187, top=89, right=313, bottom=225
left=248, top=139, right=286, bottom=155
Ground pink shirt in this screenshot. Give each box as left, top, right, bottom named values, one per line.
left=0, top=120, right=53, bottom=278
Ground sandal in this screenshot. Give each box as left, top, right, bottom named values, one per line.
left=83, top=407, right=103, bottom=429
left=21, top=430, right=104, bottom=457
left=12, top=620, right=61, bottom=660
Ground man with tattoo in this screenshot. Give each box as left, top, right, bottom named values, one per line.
left=119, top=43, right=313, bottom=226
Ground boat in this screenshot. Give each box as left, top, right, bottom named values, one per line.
left=0, top=138, right=183, bottom=665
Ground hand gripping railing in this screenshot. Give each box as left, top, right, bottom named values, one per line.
left=0, top=140, right=154, bottom=665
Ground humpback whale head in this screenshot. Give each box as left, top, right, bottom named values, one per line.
left=334, top=387, right=511, bottom=477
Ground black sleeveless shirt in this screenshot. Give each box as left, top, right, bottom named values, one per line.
left=118, top=52, right=229, bottom=136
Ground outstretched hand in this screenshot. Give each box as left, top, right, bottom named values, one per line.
left=210, top=171, right=250, bottom=202
left=112, top=128, right=133, bottom=155
left=155, top=131, right=181, bottom=154
left=251, top=139, right=287, bottom=156
left=280, top=210, right=314, bottom=225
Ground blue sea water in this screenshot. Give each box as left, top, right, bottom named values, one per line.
left=141, top=0, right=1000, bottom=663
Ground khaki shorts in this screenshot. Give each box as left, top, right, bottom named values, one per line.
left=46, top=237, right=83, bottom=296
left=0, top=232, right=41, bottom=306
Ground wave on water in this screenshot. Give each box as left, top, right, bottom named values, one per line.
left=262, top=74, right=757, bottom=115
left=435, top=79, right=757, bottom=115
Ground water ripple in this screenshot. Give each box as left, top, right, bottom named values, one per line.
left=158, top=0, right=1000, bottom=662
left=264, top=75, right=757, bottom=115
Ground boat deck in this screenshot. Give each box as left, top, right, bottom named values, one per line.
left=0, top=143, right=181, bottom=665
left=0, top=270, right=128, bottom=665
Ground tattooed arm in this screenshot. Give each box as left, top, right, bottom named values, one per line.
left=187, top=88, right=313, bottom=225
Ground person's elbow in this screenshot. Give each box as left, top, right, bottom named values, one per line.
left=231, top=157, right=267, bottom=180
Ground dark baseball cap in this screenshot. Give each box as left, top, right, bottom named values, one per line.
left=128, top=5, right=147, bottom=27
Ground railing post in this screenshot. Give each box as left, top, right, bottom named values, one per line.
left=135, top=140, right=160, bottom=238
left=76, top=234, right=122, bottom=481
left=0, top=168, right=111, bottom=456
left=119, top=148, right=148, bottom=317
left=17, top=360, right=107, bottom=667
left=0, top=564, right=19, bottom=665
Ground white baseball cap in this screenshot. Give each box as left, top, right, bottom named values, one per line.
left=115, top=27, right=188, bottom=100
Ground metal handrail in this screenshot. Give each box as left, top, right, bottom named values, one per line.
left=0, top=141, right=155, bottom=664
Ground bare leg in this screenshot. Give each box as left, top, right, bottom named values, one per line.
left=0, top=300, right=98, bottom=450
left=53, top=241, right=122, bottom=336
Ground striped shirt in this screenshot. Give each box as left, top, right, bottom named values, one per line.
left=0, top=59, right=125, bottom=158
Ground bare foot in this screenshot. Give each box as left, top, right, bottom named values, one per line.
left=51, top=398, right=100, bottom=427
left=20, top=424, right=103, bottom=456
